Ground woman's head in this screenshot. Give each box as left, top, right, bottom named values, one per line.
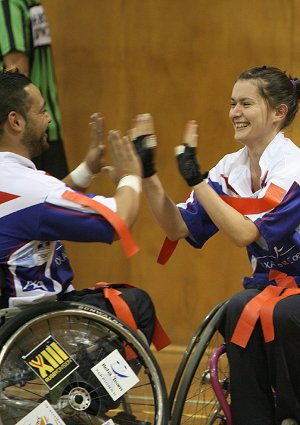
left=237, top=66, right=299, bottom=129
left=229, top=66, right=299, bottom=147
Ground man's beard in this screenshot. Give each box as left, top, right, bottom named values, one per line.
left=21, top=127, right=49, bottom=159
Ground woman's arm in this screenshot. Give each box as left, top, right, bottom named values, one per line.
left=176, top=121, right=260, bottom=247
left=131, top=114, right=189, bottom=240
left=142, top=174, right=189, bottom=240
left=192, top=181, right=260, bottom=246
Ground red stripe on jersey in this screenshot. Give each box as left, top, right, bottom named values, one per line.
left=0, top=191, right=20, bottom=204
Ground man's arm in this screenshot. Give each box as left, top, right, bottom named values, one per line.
left=108, top=130, right=142, bottom=229
left=64, top=114, right=142, bottom=229
left=63, top=113, right=105, bottom=191
left=3, top=52, right=29, bottom=76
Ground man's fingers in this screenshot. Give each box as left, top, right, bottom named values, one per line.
left=108, top=130, right=123, bottom=157
left=108, top=131, right=133, bottom=163
left=101, top=165, right=114, bottom=174
left=89, top=113, right=104, bottom=148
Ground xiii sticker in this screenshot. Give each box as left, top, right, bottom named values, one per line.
left=22, top=335, right=79, bottom=390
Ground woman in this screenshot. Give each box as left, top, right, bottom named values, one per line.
left=133, top=67, right=300, bottom=425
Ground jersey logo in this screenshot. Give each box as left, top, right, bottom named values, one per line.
left=22, top=280, right=48, bottom=291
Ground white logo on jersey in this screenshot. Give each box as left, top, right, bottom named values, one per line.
left=23, top=280, right=48, bottom=291
left=254, top=244, right=300, bottom=269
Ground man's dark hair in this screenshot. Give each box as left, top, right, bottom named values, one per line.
left=0, top=69, right=32, bottom=136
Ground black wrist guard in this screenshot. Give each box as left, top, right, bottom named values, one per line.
left=133, top=135, right=156, bottom=178
left=176, top=146, right=204, bottom=186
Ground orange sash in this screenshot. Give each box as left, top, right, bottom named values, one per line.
left=92, top=282, right=171, bottom=352
left=62, top=190, right=139, bottom=258
left=231, top=270, right=300, bottom=348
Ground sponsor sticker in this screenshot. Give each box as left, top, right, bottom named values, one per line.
left=22, top=336, right=79, bottom=390
left=15, top=400, right=66, bottom=425
left=91, top=349, right=139, bottom=401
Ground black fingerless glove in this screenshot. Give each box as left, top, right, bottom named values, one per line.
left=176, top=145, right=205, bottom=186
left=133, top=135, right=156, bottom=178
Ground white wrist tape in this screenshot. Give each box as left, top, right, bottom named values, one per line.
left=117, top=175, right=142, bottom=194
left=70, top=162, right=94, bottom=188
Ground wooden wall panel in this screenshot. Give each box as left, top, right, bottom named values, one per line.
left=43, top=0, right=300, bottom=345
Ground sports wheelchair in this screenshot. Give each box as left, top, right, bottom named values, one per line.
left=168, top=300, right=230, bottom=425
left=0, top=280, right=168, bottom=424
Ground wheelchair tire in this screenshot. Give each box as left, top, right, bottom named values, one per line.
left=168, top=300, right=227, bottom=415
left=170, top=301, right=230, bottom=425
left=0, top=301, right=168, bottom=425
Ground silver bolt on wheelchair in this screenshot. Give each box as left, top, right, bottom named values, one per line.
left=0, top=301, right=169, bottom=425
left=169, top=300, right=231, bottom=425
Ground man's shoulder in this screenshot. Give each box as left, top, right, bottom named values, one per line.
left=0, top=154, right=65, bottom=197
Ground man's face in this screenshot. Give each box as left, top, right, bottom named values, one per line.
left=21, top=84, right=51, bottom=158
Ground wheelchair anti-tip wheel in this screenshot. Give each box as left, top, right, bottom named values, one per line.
left=0, top=301, right=168, bottom=425
left=170, top=301, right=230, bottom=425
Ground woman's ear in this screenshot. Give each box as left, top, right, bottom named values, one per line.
left=275, top=103, right=288, bottom=121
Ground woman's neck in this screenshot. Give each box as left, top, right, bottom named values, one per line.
left=248, top=147, right=264, bottom=193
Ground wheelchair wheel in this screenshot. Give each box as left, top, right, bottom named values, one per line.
left=0, top=301, right=168, bottom=425
left=170, top=301, right=230, bottom=425
left=168, top=301, right=227, bottom=415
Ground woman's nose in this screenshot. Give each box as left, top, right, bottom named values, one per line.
left=231, top=104, right=242, bottom=116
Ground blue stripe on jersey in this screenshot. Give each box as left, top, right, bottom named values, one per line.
left=0, top=201, right=115, bottom=259
left=255, top=182, right=300, bottom=249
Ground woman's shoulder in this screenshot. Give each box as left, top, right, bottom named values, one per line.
left=263, top=135, right=300, bottom=187
left=211, top=146, right=247, bottom=174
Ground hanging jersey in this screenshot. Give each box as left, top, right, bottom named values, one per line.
left=0, top=0, right=62, bottom=142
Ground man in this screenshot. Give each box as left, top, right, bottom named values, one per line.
left=0, top=69, right=156, bottom=344
left=0, top=0, right=69, bottom=178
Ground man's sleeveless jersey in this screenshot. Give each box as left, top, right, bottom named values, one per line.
left=177, top=132, right=300, bottom=287
left=0, top=153, right=115, bottom=306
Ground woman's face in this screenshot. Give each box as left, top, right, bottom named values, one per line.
left=229, top=79, right=278, bottom=147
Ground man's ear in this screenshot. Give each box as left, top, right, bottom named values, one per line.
left=7, top=111, right=25, bottom=133
left=275, top=104, right=288, bottom=121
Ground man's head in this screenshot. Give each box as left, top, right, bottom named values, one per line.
left=0, top=69, right=32, bottom=135
left=0, top=69, right=51, bottom=158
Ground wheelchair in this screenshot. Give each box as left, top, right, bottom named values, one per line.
left=169, top=300, right=231, bottom=425
left=0, top=295, right=168, bottom=424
